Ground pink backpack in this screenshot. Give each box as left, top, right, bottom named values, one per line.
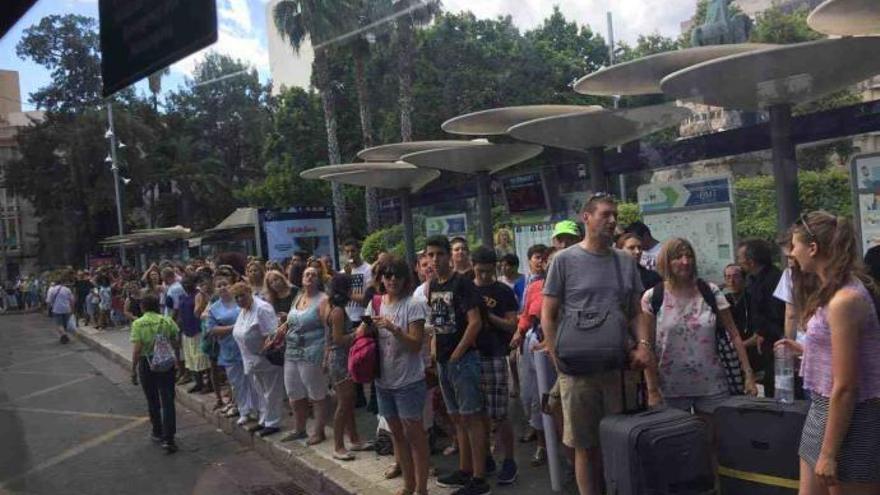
left=348, top=334, right=379, bottom=384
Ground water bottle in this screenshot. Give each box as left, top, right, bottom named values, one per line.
left=775, top=345, right=795, bottom=403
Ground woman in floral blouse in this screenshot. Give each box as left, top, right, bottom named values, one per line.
left=641, top=238, right=757, bottom=414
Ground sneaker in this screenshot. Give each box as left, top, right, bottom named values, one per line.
left=59, top=334, right=69, bottom=344
left=161, top=441, right=178, bottom=454
left=436, top=470, right=472, bottom=489
left=236, top=416, right=250, bottom=426
left=452, top=478, right=491, bottom=495
left=257, top=426, right=280, bottom=437
left=187, top=383, right=204, bottom=394
left=497, top=459, right=518, bottom=485
left=150, top=434, right=162, bottom=444
left=485, top=455, right=497, bottom=476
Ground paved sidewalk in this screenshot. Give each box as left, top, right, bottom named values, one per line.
left=75, top=323, right=573, bottom=495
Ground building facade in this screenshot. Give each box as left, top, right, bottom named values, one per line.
left=0, top=70, right=43, bottom=282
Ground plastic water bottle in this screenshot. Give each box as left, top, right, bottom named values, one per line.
left=775, top=345, right=795, bottom=403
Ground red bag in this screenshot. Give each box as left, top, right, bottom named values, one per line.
left=348, top=333, right=379, bottom=384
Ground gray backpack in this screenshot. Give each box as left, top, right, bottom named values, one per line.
left=555, top=253, right=631, bottom=375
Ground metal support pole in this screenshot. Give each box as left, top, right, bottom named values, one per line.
left=769, top=104, right=799, bottom=231
left=589, top=147, right=608, bottom=193
left=400, top=190, right=416, bottom=269
left=107, top=104, right=126, bottom=264
left=476, top=172, right=494, bottom=249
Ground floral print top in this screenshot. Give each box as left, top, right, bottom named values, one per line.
left=641, top=282, right=729, bottom=398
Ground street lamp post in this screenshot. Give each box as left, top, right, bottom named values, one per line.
left=106, top=103, right=126, bottom=264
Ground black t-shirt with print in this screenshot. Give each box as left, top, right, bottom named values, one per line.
left=474, top=281, right=518, bottom=358
left=429, top=272, right=481, bottom=363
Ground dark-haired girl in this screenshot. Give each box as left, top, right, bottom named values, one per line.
left=320, top=273, right=366, bottom=460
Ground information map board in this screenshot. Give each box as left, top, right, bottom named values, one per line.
left=643, top=207, right=735, bottom=284
left=850, top=152, right=880, bottom=256
left=513, top=223, right=554, bottom=275
left=638, top=176, right=735, bottom=284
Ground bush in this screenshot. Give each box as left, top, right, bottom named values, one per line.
left=618, top=202, right=642, bottom=227
left=734, top=167, right=852, bottom=241
left=361, top=223, right=426, bottom=263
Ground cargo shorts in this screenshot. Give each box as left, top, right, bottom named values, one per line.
left=558, top=369, right=639, bottom=449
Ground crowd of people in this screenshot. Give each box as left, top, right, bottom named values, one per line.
left=41, top=194, right=880, bottom=495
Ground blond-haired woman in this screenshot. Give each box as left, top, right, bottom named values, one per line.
left=641, top=238, right=757, bottom=412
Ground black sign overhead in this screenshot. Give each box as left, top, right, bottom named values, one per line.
left=99, top=0, right=218, bottom=97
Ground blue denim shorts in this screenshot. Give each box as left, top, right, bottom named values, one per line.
left=377, top=379, right=426, bottom=420
left=438, top=350, right=483, bottom=416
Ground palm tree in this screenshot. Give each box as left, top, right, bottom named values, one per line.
left=145, top=67, right=170, bottom=228
left=274, top=0, right=358, bottom=240
left=351, top=1, right=383, bottom=231
left=147, top=67, right=170, bottom=112
left=395, top=0, right=440, bottom=142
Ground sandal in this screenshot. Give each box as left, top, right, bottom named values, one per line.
left=442, top=444, right=458, bottom=456
left=332, top=450, right=355, bottom=461
left=279, top=430, right=307, bottom=442
left=349, top=441, right=374, bottom=452
left=307, top=434, right=326, bottom=446
left=384, top=463, right=401, bottom=479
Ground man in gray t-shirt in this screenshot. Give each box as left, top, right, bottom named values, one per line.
left=541, top=194, right=657, bottom=495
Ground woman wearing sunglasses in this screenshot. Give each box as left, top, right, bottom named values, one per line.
left=789, top=212, right=880, bottom=493
left=362, top=257, right=429, bottom=495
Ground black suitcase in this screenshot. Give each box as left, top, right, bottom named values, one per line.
left=600, top=406, right=715, bottom=495
left=714, top=397, right=810, bottom=495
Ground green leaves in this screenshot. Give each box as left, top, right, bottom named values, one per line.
left=734, top=168, right=853, bottom=241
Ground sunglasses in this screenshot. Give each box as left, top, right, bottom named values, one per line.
left=798, top=212, right=816, bottom=240
left=590, top=191, right=616, bottom=200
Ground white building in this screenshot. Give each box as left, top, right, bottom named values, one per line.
left=265, top=0, right=314, bottom=94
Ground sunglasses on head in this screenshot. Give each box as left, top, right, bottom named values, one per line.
left=798, top=212, right=816, bottom=240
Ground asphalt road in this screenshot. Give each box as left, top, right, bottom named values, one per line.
left=0, top=313, right=304, bottom=495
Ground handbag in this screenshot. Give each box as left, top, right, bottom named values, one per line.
left=200, top=320, right=221, bottom=361
left=555, top=253, right=630, bottom=375
left=263, top=329, right=286, bottom=366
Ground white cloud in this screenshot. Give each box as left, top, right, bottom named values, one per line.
left=441, top=0, right=697, bottom=45
left=171, top=0, right=270, bottom=78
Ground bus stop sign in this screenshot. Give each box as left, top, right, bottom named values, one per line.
left=99, top=0, right=218, bottom=97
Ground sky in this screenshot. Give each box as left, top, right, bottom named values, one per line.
left=0, top=0, right=697, bottom=111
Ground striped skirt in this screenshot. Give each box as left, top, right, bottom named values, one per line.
left=799, top=394, right=880, bottom=483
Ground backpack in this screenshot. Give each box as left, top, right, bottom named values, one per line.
left=150, top=332, right=176, bottom=372
left=348, top=333, right=380, bottom=384
left=649, top=279, right=745, bottom=395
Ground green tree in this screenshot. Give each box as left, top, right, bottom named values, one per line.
left=274, top=0, right=360, bottom=240
left=10, top=15, right=156, bottom=264
left=15, top=14, right=103, bottom=113
left=749, top=6, right=822, bottom=44
left=163, top=53, right=269, bottom=228
left=237, top=87, right=331, bottom=208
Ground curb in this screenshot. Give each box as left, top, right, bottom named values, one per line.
left=75, top=328, right=387, bottom=495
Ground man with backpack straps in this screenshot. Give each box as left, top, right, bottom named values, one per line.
left=541, top=193, right=655, bottom=495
